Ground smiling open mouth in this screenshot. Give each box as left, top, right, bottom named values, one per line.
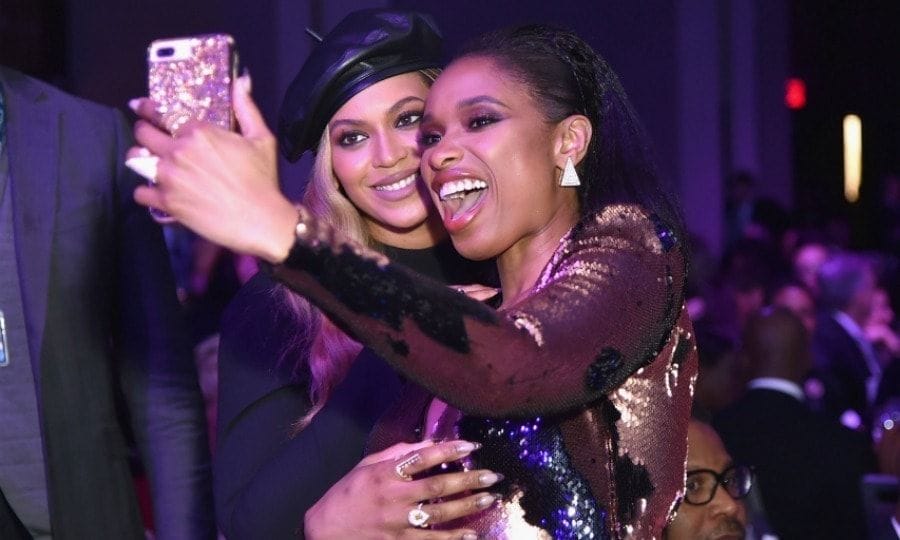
left=439, top=179, right=488, bottom=218
left=375, top=174, right=416, bottom=192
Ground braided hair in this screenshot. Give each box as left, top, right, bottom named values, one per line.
left=457, top=25, right=686, bottom=243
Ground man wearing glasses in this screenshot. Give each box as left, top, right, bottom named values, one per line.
left=665, top=419, right=751, bottom=540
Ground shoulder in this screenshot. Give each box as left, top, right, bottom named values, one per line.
left=547, top=203, right=683, bottom=281
left=221, top=271, right=303, bottom=343
left=1, top=66, right=125, bottom=133
left=217, top=272, right=312, bottom=410
left=566, top=203, right=681, bottom=259
left=812, top=318, right=860, bottom=360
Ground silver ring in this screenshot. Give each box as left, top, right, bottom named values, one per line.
left=407, top=503, right=431, bottom=528
left=394, top=453, right=421, bottom=481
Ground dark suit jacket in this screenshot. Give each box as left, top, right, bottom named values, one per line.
left=812, top=314, right=874, bottom=426
left=714, top=387, right=874, bottom=540
left=0, top=67, right=213, bottom=539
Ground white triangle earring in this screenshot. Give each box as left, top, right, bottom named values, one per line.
left=559, top=157, right=581, bottom=187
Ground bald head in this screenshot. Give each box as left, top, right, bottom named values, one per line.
left=741, top=308, right=811, bottom=383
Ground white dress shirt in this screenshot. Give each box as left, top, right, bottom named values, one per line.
left=748, top=377, right=805, bottom=402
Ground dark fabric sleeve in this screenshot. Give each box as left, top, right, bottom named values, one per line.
left=111, top=108, right=216, bottom=540
left=271, top=204, right=685, bottom=418
left=215, top=272, right=403, bottom=539
left=810, top=318, right=870, bottom=422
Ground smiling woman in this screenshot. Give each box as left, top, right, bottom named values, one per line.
left=326, top=72, right=441, bottom=248
left=147, top=10, right=502, bottom=540
left=131, top=22, right=697, bottom=540
left=420, top=56, right=583, bottom=270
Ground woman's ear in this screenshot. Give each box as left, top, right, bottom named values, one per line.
left=553, top=114, right=593, bottom=169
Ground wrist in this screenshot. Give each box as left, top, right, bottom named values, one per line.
left=258, top=198, right=303, bottom=264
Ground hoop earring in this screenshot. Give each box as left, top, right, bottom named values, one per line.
left=559, top=157, right=581, bottom=187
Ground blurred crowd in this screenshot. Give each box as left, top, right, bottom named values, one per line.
left=684, top=171, right=900, bottom=538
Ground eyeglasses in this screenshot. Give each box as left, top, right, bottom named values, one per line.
left=683, top=464, right=753, bottom=506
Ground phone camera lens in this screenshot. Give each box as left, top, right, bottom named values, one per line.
left=156, top=47, right=175, bottom=58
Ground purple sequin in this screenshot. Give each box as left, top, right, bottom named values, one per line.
left=459, top=416, right=608, bottom=539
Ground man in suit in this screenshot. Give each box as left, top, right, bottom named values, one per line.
left=812, top=252, right=881, bottom=430
left=715, top=307, right=874, bottom=539
left=664, top=419, right=749, bottom=540
left=0, top=66, right=214, bottom=538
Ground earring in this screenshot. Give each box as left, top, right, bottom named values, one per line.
left=559, top=157, right=581, bottom=187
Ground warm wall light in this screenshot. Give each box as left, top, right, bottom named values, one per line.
left=843, top=114, right=862, bottom=203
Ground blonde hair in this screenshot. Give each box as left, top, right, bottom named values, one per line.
left=279, top=68, right=440, bottom=434
left=277, top=133, right=369, bottom=434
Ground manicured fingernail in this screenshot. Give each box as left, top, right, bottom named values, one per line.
left=462, top=533, right=478, bottom=540
left=479, top=472, right=503, bottom=486
left=455, top=441, right=480, bottom=454
left=128, top=98, right=140, bottom=112
left=125, top=155, right=159, bottom=182
left=476, top=493, right=497, bottom=509
left=237, top=70, right=252, bottom=94
left=136, top=147, right=152, bottom=157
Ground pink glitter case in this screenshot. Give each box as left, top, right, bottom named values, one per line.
left=148, top=34, right=238, bottom=134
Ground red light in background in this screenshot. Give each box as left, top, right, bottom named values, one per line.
left=785, top=78, right=806, bottom=109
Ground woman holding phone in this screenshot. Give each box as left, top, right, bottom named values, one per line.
left=131, top=23, right=697, bottom=539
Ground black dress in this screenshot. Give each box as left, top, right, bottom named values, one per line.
left=213, top=241, right=493, bottom=539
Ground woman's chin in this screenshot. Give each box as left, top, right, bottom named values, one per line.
left=449, top=234, right=499, bottom=262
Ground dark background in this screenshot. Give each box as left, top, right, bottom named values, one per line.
left=789, top=1, right=900, bottom=248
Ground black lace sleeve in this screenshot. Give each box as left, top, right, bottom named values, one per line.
left=270, top=204, right=686, bottom=417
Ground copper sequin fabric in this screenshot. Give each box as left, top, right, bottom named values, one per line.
left=272, top=203, right=698, bottom=539
left=148, top=34, right=235, bottom=134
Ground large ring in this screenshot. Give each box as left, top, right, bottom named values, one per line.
left=394, top=453, right=421, bottom=481
left=407, top=503, right=431, bottom=528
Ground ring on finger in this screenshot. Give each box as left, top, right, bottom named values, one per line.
left=394, top=453, right=421, bottom=481
left=407, top=502, right=431, bottom=528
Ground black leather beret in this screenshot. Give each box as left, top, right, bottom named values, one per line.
left=278, top=9, right=443, bottom=162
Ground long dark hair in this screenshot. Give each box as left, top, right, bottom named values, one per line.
left=458, top=25, right=686, bottom=243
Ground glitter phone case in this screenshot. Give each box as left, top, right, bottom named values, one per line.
left=148, top=34, right=238, bottom=135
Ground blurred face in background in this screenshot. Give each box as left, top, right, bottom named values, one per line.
left=772, top=284, right=817, bottom=335
left=867, top=288, right=895, bottom=328
left=793, top=243, right=829, bottom=296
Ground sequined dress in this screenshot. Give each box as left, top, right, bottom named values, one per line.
left=269, top=203, right=697, bottom=539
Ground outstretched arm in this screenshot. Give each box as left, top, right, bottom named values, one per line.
left=130, top=77, right=685, bottom=419
left=269, top=204, right=683, bottom=417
